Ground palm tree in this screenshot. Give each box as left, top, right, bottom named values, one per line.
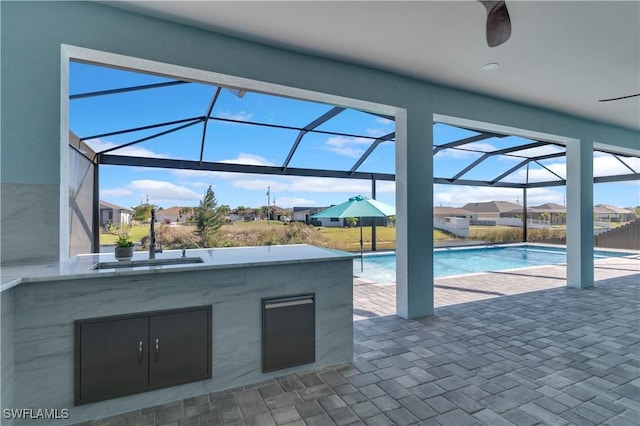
left=557, top=212, right=566, bottom=225
left=387, top=215, right=396, bottom=227
left=346, top=217, right=358, bottom=228
left=259, top=206, right=269, bottom=220
left=180, top=206, right=194, bottom=223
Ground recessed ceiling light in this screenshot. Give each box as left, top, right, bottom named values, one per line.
left=482, top=63, right=500, bottom=71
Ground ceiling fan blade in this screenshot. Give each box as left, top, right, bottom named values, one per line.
left=479, top=0, right=512, bottom=47
left=598, top=93, right=640, bottom=102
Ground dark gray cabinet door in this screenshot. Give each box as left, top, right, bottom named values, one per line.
left=78, top=317, right=149, bottom=403
left=263, top=296, right=315, bottom=372
left=149, top=309, right=210, bottom=388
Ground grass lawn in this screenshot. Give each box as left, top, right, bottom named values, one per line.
left=99, top=225, right=150, bottom=245
left=100, top=220, right=631, bottom=249
left=319, top=226, right=395, bottom=251
left=317, top=225, right=455, bottom=251
left=100, top=220, right=457, bottom=251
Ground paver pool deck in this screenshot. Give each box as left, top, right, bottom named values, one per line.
left=80, top=256, right=639, bottom=426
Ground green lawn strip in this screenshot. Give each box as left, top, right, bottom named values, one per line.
left=98, top=221, right=458, bottom=250
left=99, top=224, right=150, bottom=245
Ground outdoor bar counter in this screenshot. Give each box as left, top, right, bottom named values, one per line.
left=0, top=245, right=355, bottom=425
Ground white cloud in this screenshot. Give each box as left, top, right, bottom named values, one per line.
left=129, top=180, right=201, bottom=204
left=366, top=128, right=388, bottom=137
left=273, top=197, right=318, bottom=207
left=375, top=117, right=394, bottom=126
left=503, top=145, right=564, bottom=160
left=434, top=185, right=564, bottom=207
left=435, top=142, right=497, bottom=159
left=323, top=136, right=371, bottom=158
left=594, top=154, right=640, bottom=177
left=85, top=138, right=168, bottom=158
left=511, top=162, right=566, bottom=182
left=168, top=154, right=274, bottom=181
left=504, top=152, right=639, bottom=182
left=217, top=111, right=253, bottom=121
left=100, top=188, right=132, bottom=198
left=181, top=181, right=213, bottom=188
left=219, top=153, right=275, bottom=166
left=171, top=169, right=221, bottom=179
left=230, top=175, right=395, bottom=195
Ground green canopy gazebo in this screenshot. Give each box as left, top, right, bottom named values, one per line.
left=312, top=195, right=395, bottom=271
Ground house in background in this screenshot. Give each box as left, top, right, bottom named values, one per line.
left=454, top=201, right=636, bottom=226
left=155, top=206, right=191, bottom=223
left=433, top=207, right=475, bottom=237
left=99, top=201, right=131, bottom=228
left=228, top=208, right=257, bottom=222
left=269, top=206, right=290, bottom=222
left=530, top=203, right=567, bottom=224
left=433, top=207, right=476, bottom=220
left=499, top=205, right=565, bottom=224
left=293, top=206, right=341, bottom=227
left=594, top=204, right=636, bottom=222
left=293, top=206, right=387, bottom=228
left=462, top=200, right=522, bottom=225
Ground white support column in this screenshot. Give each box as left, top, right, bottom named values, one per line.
left=395, top=109, right=434, bottom=319
left=566, top=139, right=594, bottom=288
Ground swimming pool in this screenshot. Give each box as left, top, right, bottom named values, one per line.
left=353, top=245, right=631, bottom=282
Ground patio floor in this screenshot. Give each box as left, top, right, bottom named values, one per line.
left=80, top=256, right=639, bottom=426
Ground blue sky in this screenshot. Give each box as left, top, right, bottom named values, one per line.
left=70, top=62, right=639, bottom=211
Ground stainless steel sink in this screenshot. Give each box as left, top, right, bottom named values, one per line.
left=95, top=257, right=205, bottom=270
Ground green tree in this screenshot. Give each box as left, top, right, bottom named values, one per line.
left=259, top=206, right=268, bottom=220
left=178, top=206, right=195, bottom=222
left=195, top=186, right=225, bottom=247
left=635, top=206, right=640, bottom=219
left=236, top=206, right=247, bottom=220
left=179, top=207, right=194, bottom=222
left=539, top=212, right=551, bottom=222
left=346, top=217, right=358, bottom=228
left=387, top=215, right=396, bottom=227
left=557, top=212, right=566, bottom=224
left=218, top=204, right=231, bottom=218
left=131, top=203, right=155, bottom=222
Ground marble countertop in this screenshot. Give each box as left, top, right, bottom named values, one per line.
left=0, top=245, right=356, bottom=292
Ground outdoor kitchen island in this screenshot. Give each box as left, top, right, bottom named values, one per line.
left=0, top=245, right=355, bottom=425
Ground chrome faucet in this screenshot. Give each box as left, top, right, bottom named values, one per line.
left=149, top=209, right=162, bottom=259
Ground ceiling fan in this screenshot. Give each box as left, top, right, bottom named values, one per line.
left=598, top=94, right=640, bottom=102
left=477, top=2, right=639, bottom=103
left=478, top=0, right=511, bottom=47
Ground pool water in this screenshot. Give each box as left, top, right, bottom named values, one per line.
left=353, top=245, right=630, bottom=282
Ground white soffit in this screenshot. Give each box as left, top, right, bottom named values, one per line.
left=108, top=1, right=640, bottom=131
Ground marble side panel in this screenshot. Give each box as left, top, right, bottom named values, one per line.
left=9, top=259, right=353, bottom=425
left=1, top=290, right=15, bottom=425
left=1, top=183, right=60, bottom=265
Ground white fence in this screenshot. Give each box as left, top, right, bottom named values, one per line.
left=594, top=221, right=613, bottom=229
left=494, top=218, right=551, bottom=229
left=434, top=217, right=469, bottom=237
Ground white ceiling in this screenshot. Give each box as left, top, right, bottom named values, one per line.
left=110, top=1, right=640, bottom=131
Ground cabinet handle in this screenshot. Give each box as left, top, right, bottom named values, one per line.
left=155, top=338, right=160, bottom=362
left=138, top=341, right=143, bottom=365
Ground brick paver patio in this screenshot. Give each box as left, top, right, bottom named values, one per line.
left=80, top=256, right=639, bottom=426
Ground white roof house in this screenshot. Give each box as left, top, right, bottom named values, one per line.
left=99, top=201, right=132, bottom=227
